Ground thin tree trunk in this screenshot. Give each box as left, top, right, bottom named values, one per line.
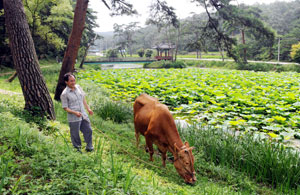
left=79, top=35, right=97, bottom=69
left=4, top=0, right=55, bottom=119
left=54, top=0, right=89, bottom=101
left=174, top=26, right=180, bottom=62
left=241, top=29, right=247, bottom=63
left=219, top=46, right=224, bottom=61
left=199, top=49, right=202, bottom=59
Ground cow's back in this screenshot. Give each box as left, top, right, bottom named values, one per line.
left=134, top=94, right=158, bottom=135
left=134, top=94, right=178, bottom=139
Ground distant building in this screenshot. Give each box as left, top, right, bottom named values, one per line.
left=88, top=48, right=103, bottom=56
left=152, top=43, right=176, bottom=61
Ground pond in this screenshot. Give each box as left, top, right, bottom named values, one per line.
left=84, top=61, right=149, bottom=70
left=78, top=68, right=300, bottom=151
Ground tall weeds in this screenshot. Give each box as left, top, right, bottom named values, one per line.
left=179, top=125, right=300, bottom=192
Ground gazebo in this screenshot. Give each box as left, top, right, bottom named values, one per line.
left=152, top=43, right=175, bottom=61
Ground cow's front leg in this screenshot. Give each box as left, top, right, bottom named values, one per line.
left=161, top=152, right=167, bottom=167
left=145, top=136, right=154, bottom=162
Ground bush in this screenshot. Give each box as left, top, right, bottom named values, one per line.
left=106, top=49, right=119, bottom=58
left=291, top=42, right=300, bottom=63
left=143, top=62, right=151, bottom=68
left=94, top=100, right=133, bottom=123
left=137, top=49, right=145, bottom=57
left=145, top=49, right=153, bottom=58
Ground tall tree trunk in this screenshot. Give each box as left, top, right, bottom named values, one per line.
left=4, top=0, right=55, bottom=120
left=174, top=27, right=180, bottom=62
left=54, top=0, right=89, bottom=100
left=241, top=29, right=247, bottom=63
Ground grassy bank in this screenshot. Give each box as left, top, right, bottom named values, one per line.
left=1, top=60, right=299, bottom=194
left=184, top=60, right=300, bottom=72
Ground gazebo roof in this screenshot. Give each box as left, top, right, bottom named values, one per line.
left=152, top=43, right=176, bottom=49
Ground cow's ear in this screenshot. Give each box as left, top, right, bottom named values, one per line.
left=185, top=141, right=190, bottom=148
left=190, top=147, right=195, bottom=150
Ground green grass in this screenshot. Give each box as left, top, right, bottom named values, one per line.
left=178, top=124, right=300, bottom=192
left=1, top=59, right=299, bottom=194
left=0, top=88, right=250, bottom=194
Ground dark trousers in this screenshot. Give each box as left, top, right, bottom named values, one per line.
left=69, top=119, right=93, bottom=150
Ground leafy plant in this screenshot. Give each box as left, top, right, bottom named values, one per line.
left=291, top=42, right=300, bottom=63
left=78, top=68, right=300, bottom=137
left=145, top=49, right=153, bottom=58
left=137, top=49, right=145, bottom=57
left=94, top=100, right=133, bottom=123
left=106, top=49, right=119, bottom=58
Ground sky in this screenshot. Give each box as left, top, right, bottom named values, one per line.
left=89, top=0, right=291, bottom=32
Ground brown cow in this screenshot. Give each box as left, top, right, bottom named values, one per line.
left=133, top=94, right=196, bottom=184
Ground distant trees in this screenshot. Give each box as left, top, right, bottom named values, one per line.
left=146, top=0, right=179, bottom=61
left=255, top=1, right=300, bottom=61
left=182, top=14, right=208, bottom=59
left=113, top=22, right=140, bottom=57
left=3, top=0, right=55, bottom=119
left=192, top=0, right=275, bottom=64
left=54, top=0, right=137, bottom=100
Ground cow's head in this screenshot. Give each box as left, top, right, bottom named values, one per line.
left=173, top=142, right=196, bottom=184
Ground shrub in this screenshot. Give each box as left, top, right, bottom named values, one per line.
left=106, top=49, right=119, bottom=58
left=143, top=62, right=151, bottom=68
left=94, top=101, right=132, bottom=123
left=145, top=49, right=153, bottom=58
left=291, top=42, right=300, bottom=63
left=137, top=49, right=145, bottom=57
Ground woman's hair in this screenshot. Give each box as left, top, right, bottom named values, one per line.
left=63, top=72, right=75, bottom=82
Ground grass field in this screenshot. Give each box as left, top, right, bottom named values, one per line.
left=1, top=60, right=299, bottom=194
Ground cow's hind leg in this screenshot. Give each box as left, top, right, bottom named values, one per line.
left=134, top=126, right=140, bottom=148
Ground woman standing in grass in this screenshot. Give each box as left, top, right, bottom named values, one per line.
left=60, top=73, right=94, bottom=153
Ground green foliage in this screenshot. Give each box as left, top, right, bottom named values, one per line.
left=145, top=49, right=153, bottom=58
left=185, top=60, right=300, bottom=72
left=2, top=60, right=291, bottom=194
left=79, top=68, right=300, bottom=137
left=106, top=49, right=119, bottom=58
left=137, top=48, right=145, bottom=57
left=291, top=42, right=300, bottom=63
left=179, top=125, right=300, bottom=191
left=23, top=0, right=74, bottom=57
left=94, top=100, right=133, bottom=123
left=237, top=62, right=300, bottom=72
